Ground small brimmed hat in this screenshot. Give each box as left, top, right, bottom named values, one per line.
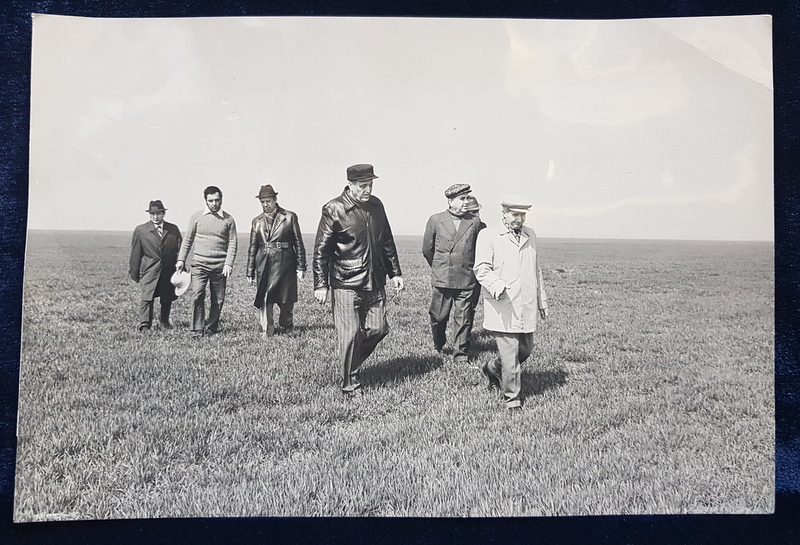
left=256, top=185, right=278, bottom=199
left=170, top=270, right=190, bottom=297
left=465, top=195, right=482, bottom=212
left=500, top=194, right=532, bottom=212
left=347, top=164, right=379, bottom=183
left=146, top=200, right=167, bottom=213
left=445, top=184, right=471, bottom=199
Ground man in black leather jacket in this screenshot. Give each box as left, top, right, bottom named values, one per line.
left=313, top=164, right=404, bottom=396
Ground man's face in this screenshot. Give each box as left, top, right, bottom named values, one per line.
left=206, top=192, right=222, bottom=213
left=150, top=211, right=165, bottom=225
left=349, top=180, right=373, bottom=203
left=502, top=208, right=527, bottom=230
left=260, top=196, right=277, bottom=214
left=448, top=193, right=470, bottom=216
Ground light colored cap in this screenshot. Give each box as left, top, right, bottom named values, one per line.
left=500, top=194, right=532, bottom=212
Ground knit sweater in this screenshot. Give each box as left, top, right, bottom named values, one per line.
left=178, top=210, right=238, bottom=269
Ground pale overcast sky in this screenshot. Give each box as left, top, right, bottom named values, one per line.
left=28, top=15, right=773, bottom=240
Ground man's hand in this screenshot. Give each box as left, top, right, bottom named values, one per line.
left=297, top=270, right=305, bottom=282
left=175, top=261, right=185, bottom=272
left=222, top=264, right=232, bottom=277
left=314, top=287, right=329, bottom=304
left=247, top=276, right=254, bottom=284
left=540, top=307, right=549, bottom=320
left=392, top=276, right=404, bottom=293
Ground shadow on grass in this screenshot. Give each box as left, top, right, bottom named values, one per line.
left=469, top=329, right=498, bottom=355
left=520, top=367, right=568, bottom=399
left=277, top=323, right=334, bottom=335
left=359, top=353, right=444, bottom=388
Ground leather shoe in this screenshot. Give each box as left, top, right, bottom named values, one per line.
left=160, top=321, right=173, bottom=330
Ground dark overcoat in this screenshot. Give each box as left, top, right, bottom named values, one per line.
left=422, top=210, right=484, bottom=290
left=129, top=221, right=182, bottom=301
left=246, top=207, right=306, bottom=307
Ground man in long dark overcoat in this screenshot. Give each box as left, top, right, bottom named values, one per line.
left=422, top=183, right=485, bottom=364
left=246, top=184, right=306, bottom=337
left=129, top=200, right=183, bottom=331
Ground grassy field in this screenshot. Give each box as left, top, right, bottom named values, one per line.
left=14, top=230, right=774, bottom=519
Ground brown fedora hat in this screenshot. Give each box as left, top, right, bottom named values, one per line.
left=256, top=185, right=278, bottom=199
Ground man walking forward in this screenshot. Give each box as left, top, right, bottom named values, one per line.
left=313, top=164, right=404, bottom=396
left=129, top=200, right=182, bottom=331
left=474, top=194, right=549, bottom=410
left=246, top=184, right=306, bottom=337
left=422, top=184, right=484, bottom=363
left=176, top=186, right=237, bottom=337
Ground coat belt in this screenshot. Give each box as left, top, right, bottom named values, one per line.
left=264, top=241, right=291, bottom=249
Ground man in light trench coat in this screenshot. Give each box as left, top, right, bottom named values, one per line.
left=473, top=194, right=549, bottom=410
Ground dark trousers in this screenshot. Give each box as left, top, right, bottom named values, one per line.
left=190, top=263, right=227, bottom=333
left=488, top=332, right=534, bottom=408
left=332, top=287, right=389, bottom=393
left=139, top=298, right=172, bottom=327
left=259, top=302, right=294, bottom=331
left=428, top=287, right=479, bottom=359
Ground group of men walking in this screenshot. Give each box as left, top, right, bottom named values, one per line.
left=129, top=163, right=548, bottom=409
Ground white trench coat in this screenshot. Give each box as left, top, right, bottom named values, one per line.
left=473, top=222, right=548, bottom=333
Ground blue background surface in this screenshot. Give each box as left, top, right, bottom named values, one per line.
left=2, top=1, right=798, bottom=543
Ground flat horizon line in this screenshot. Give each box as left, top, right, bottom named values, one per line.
left=24, top=228, right=774, bottom=244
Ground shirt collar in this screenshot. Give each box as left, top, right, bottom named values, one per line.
left=204, top=207, right=225, bottom=216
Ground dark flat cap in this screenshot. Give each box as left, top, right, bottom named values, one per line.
left=347, top=164, right=379, bottom=182
left=445, top=184, right=471, bottom=199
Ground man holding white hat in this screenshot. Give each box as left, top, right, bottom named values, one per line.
left=473, top=194, right=549, bottom=410
left=129, top=200, right=183, bottom=331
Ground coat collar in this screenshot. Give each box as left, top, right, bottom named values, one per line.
left=441, top=210, right=477, bottom=244
left=495, top=221, right=532, bottom=246
left=257, top=207, right=287, bottom=237
left=340, top=185, right=376, bottom=211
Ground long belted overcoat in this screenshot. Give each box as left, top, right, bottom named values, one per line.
left=246, top=207, right=306, bottom=307
left=129, top=221, right=182, bottom=302
left=473, top=222, right=548, bottom=333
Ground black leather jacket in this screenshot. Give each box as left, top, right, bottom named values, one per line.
left=313, top=186, right=402, bottom=291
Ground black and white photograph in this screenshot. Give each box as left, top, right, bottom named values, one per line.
left=15, top=14, right=773, bottom=520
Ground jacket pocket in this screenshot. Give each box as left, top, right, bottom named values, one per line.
left=334, top=258, right=363, bottom=280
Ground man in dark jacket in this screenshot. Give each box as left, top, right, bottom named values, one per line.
left=246, top=184, right=306, bottom=338
left=313, top=164, right=404, bottom=396
left=422, top=184, right=485, bottom=363
left=129, top=200, right=183, bottom=331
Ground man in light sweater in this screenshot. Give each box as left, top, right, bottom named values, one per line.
left=176, top=186, right=238, bottom=337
